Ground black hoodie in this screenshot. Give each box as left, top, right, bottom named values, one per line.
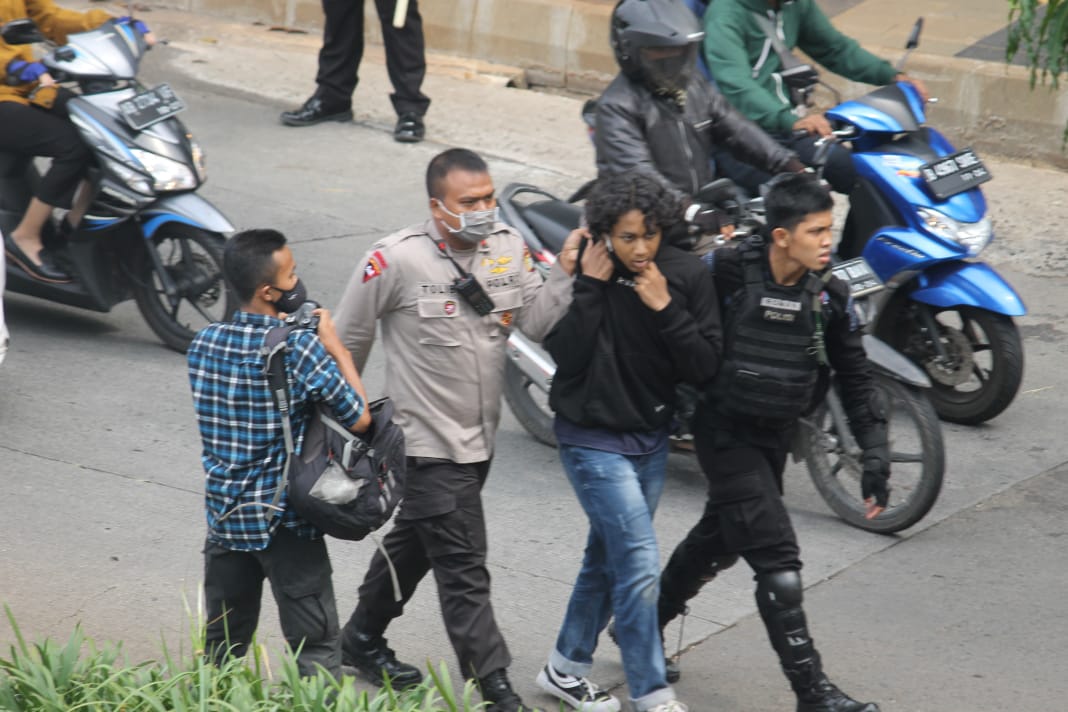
left=545, top=244, right=722, bottom=433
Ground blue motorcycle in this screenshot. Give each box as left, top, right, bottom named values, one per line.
left=814, top=23, right=1025, bottom=424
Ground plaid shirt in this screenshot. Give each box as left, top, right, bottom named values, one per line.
left=188, top=311, right=364, bottom=551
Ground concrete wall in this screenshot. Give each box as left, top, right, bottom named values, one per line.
left=154, top=0, right=1067, bottom=167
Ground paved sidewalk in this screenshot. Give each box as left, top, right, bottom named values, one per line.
left=822, top=0, right=1022, bottom=62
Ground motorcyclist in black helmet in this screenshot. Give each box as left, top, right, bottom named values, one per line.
left=595, top=0, right=805, bottom=233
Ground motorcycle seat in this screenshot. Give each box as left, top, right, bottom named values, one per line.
left=517, top=199, right=582, bottom=254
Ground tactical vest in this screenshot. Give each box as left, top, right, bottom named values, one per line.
left=714, top=239, right=831, bottom=424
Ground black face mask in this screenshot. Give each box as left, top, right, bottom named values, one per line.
left=269, top=277, right=308, bottom=313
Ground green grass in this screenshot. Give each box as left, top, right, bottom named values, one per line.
left=0, top=607, right=487, bottom=711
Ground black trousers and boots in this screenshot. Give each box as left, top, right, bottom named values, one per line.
left=341, top=457, right=527, bottom=711
left=658, top=414, right=880, bottom=712
left=315, top=0, right=430, bottom=117
left=203, top=526, right=341, bottom=679
left=283, top=0, right=430, bottom=135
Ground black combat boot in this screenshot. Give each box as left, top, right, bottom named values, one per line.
left=341, top=630, right=422, bottom=688
left=479, top=668, right=537, bottom=712
left=755, top=571, right=880, bottom=712
left=793, top=671, right=880, bottom=712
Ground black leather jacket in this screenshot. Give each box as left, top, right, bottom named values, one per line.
left=594, top=72, right=799, bottom=202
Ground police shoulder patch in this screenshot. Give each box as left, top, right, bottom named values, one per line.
left=362, top=250, right=388, bottom=283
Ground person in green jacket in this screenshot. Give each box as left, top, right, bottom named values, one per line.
left=702, top=0, right=928, bottom=194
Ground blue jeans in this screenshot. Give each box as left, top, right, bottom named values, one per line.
left=550, top=443, right=674, bottom=710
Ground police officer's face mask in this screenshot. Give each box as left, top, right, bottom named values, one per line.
left=269, top=277, right=308, bottom=313
left=436, top=200, right=500, bottom=246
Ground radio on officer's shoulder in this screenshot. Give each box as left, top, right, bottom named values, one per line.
left=453, top=274, right=496, bottom=316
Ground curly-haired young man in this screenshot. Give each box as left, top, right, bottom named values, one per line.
left=535, top=173, right=722, bottom=712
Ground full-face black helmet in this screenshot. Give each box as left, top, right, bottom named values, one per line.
left=610, top=0, right=705, bottom=93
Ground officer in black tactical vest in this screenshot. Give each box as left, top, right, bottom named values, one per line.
left=658, top=173, right=889, bottom=712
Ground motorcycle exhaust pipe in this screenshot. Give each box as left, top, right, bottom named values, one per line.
left=506, top=331, right=555, bottom=394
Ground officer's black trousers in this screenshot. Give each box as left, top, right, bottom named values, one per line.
left=660, top=413, right=803, bottom=615
left=203, top=526, right=341, bottom=678
left=314, top=0, right=431, bottom=117
left=342, top=457, right=511, bottom=680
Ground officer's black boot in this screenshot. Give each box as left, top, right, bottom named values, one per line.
left=479, top=668, right=538, bottom=712
left=755, top=571, right=880, bottom=712
left=658, top=540, right=739, bottom=683
left=341, top=629, right=423, bottom=689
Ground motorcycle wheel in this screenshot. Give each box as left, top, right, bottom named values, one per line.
left=503, top=359, right=557, bottom=447
left=900, top=306, right=1023, bottom=425
left=133, top=224, right=234, bottom=353
left=800, top=373, right=944, bottom=534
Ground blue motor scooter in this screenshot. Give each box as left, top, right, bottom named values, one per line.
left=814, top=19, right=1025, bottom=424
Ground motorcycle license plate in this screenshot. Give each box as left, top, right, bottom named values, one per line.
left=118, top=83, right=185, bottom=130
left=831, top=258, right=883, bottom=298
left=920, top=148, right=991, bottom=200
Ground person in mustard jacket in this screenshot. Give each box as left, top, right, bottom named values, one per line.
left=0, top=0, right=151, bottom=282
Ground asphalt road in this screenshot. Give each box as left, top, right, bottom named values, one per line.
left=1, top=33, right=1067, bottom=711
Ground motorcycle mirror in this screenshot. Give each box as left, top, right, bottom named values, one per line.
left=695, top=178, right=737, bottom=206
left=906, top=17, right=924, bottom=50
left=1, top=18, right=45, bottom=45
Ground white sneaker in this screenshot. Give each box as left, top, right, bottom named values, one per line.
left=536, top=664, right=621, bottom=712
left=645, top=701, right=688, bottom=712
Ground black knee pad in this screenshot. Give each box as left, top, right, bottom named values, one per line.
left=756, top=569, right=803, bottom=610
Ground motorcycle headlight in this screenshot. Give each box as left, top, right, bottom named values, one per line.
left=130, top=148, right=197, bottom=192
left=917, top=207, right=993, bottom=257
left=101, top=155, right=154, bottom=195
left=70, top=112, right=153, bottom=194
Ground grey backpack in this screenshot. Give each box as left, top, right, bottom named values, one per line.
left=261, top=326, right=405, bottom=540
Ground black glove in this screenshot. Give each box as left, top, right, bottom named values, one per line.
left=860, top=443, right=890, bottom=508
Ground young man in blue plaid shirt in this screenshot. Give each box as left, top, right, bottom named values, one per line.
left=188, top=228, right=372, bottom=678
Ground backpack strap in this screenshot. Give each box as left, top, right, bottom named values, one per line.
left=262, top=325, right=298, bottom=521
left=751, top=11, right=810, bottom=75
left=319, top=411, right=372, bottom=469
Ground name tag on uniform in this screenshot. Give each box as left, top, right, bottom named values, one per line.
left=419, top=282, right=457, bottom=295
left=760, top=296, right=801, bottom=323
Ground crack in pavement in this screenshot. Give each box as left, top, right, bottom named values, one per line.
left=0, top=444, right=200, bottom=497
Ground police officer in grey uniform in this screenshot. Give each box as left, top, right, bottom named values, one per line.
left=334, top=148, right=576, bottom=712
